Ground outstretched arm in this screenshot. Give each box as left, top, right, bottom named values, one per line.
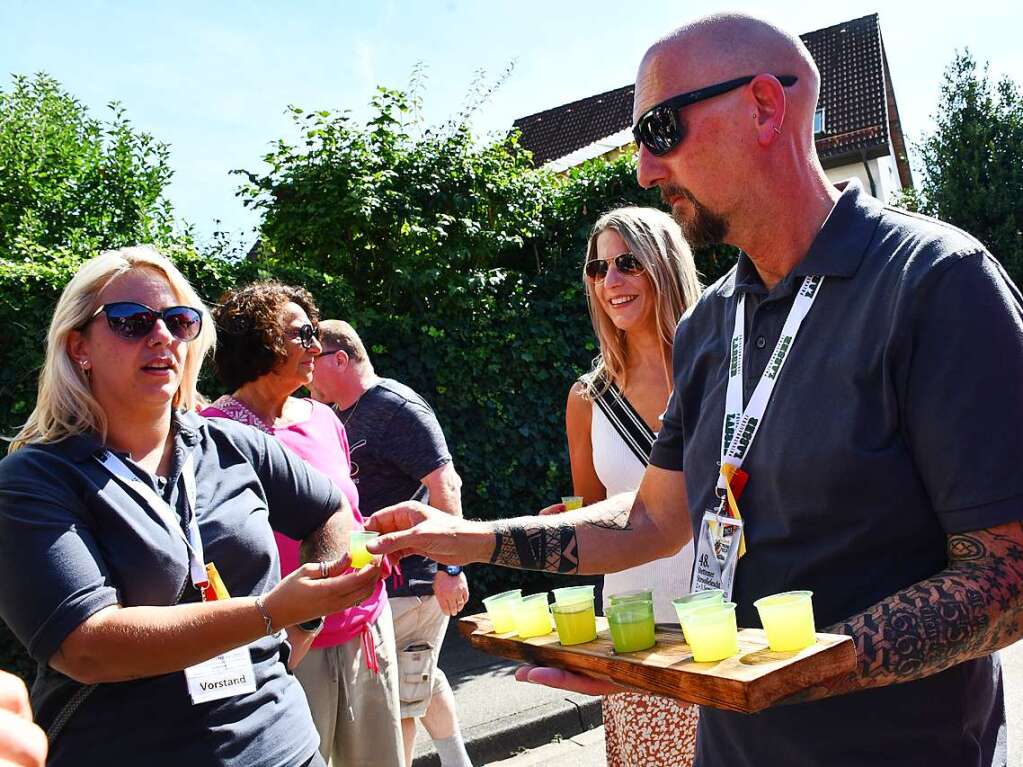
left=783, top=519, right=1023, bottom=704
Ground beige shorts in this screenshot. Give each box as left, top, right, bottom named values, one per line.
left=390, top=595, right=450, bottom=719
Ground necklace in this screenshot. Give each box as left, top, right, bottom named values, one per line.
left=339, top=394, right=363, bottom=428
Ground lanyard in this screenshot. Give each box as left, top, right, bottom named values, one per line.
left=716, top=275, right=825, bottom=503
left=97, top=450, right=208, bottom=591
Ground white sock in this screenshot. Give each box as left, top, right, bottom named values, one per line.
left=433, top=733, right=473, bottom=767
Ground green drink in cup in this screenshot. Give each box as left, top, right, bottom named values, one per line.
left=606, top=600, right=656, bottom=653
left=607, top=588, right=654, bottom=606
left=349, top=531, right=379, bottom=569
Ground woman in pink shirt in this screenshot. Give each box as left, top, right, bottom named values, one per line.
left=203, top=282, right=403, bottom=767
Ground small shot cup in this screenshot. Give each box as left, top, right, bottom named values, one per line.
left=606, top=600, right=656, bottom=653
left=607, top=589, right=654, bottom=607
left=679, top=601, right=739, bottom=663
left=672, top=590, right=725, bottom=644
left=552, top=600, right=597, bottom=646
left=348, top=530, right=379, bottom=569
left=561, top=496, right=584, bottom=511
left=754, top=590, right=817, bottom=652
left=513, top=592, right=554, bottom=639
left=482, top=589, right=523, bottom=635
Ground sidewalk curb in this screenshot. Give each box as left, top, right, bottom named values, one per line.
left=412, top=692, right=602, bottom=767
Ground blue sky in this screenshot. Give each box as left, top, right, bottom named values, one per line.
left=2, top=1, right=1020, bottom=247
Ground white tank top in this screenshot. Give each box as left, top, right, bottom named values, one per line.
left=592, top=402, right=694, bottom=623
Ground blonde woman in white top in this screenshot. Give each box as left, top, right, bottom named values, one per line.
left=560, top=206, right=702, bottom=767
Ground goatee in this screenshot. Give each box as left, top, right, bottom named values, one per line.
left=661, top=185, right=727, bottom=248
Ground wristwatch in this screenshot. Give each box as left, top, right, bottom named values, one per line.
left=297, top=617, right=324, bottom=633
left=443, top=565, right=463, bottom=577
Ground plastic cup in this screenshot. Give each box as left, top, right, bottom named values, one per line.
left=679, top=602, right=738, bottom=662
left=551, top=585, right=595, bottom=606
left=607, top=589, right=653, bottom=606
left=349, top=531, right=379, bottom=569
left=561, top=496, right=584, bottom=511
left=552, top=601, right=597, bottom=645
left=606, top=601, right=656, bottom=653
left=672, top=590, right=725, bottom=644
left=482, top=589, right=523, bottom=635
left=513, top=593, right=554, bottom=639
left=754, top=590, right=817, bottom=652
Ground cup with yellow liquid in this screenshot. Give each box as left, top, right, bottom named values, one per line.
left=561, top=496, right=584, bottom=511
left=349, top=531, right=379, bottom=569
left=552, top=600, right=597, bottom=646
left=551, top=585, right=595, bottom=607
left=754, top=591, right=817, bottom=652
left=513, top=593, right=554, bottom=639
left=672, top=590, right=724, bottom=644
left=679, top=602, right=739, bottom=663
left=482, top=589, right=523, bottom=635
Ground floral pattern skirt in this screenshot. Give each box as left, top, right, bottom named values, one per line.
left=603, top=692, right=699, bottom=767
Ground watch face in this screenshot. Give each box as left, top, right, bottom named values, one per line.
left=445, top=566, right=462, bottom=576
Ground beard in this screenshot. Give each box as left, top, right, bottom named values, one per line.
left=661, top=184, right=728, bottom=248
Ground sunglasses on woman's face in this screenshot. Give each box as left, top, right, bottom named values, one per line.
left=632, top=74, right=798, bottom=156
left=289, top=323, right=320, bottom=349
left=89, top=301, right=203, bottom=342
left=584, top=253, right=645, bottom=282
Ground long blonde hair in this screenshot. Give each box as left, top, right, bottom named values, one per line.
left=580, top=207, right=702, bottom=397
left=8, top=246, right=215, bottom=453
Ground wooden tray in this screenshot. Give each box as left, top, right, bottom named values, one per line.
left=459, top=613, right=855, bottom=714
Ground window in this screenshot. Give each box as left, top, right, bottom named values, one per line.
left=813, top=108, right=826, bottom=135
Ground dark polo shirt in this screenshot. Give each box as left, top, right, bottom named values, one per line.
left=0, top=410, right=342, bottom=767
left=650, top=180, right=1022, bottom=767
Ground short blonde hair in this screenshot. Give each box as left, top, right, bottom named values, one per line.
left=318, top=319, right=370, bottom=365
left=580, top=207, right=702, bottom=397
left=8, top=246, right=215, bottom=453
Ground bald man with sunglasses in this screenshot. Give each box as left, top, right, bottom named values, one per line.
left=368, top=13, right=1023, bottom=767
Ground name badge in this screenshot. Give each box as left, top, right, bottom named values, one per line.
left=692, top=510, right=744, bottom=600
left=184, top=645, right=257, bottom=704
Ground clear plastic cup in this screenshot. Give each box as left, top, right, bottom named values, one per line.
left=561, top=496, right=584, bottom=511
left=349, top=531, right=379, bottom=569
left=607, top=589, right=654, bottom=606
left=606, top=600, right=656, bottom=653
left=679, top=602, right=738, bottom=662
left=482, top=589, right=523, bottom=635
left=754, top=590, right=817, bottom=652
left=513, top=593, right=554, bottom=639
left=551, top=585, right=596, bottom=606
left=552, top=600, right=597, bottom=645
left=672, top=590, right=725, bottom=644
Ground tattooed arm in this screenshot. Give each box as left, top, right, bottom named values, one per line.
left=782, top=519, right=1023, bottom=704
left=367, top=465, right=692, bottom=575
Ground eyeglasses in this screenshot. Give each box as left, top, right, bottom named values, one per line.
left=316, top=348, right=342, bottom=358
left=633, top=74, right=798, bottom=156
left=88, top=302, right=203, bottom=342
left=288, top=323, right=320, bottom=349
left=584, top=253, right=645, bottom=282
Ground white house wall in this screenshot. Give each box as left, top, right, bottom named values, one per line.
left=824, top=152, right=903, bottom=203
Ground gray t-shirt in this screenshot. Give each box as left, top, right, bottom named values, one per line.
left=0, top=410, right=341, bottom=767
left=650, top=179, right=1020, bottom=767
left=337, top=379, right=452, bottom=596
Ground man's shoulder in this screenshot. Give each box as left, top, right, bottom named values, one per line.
left=374, top=378, right=433, bottom=409
left=876, top=205, right=990, bottom=273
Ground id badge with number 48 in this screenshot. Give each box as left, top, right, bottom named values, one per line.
left=692, top=510, right=744, bottom=601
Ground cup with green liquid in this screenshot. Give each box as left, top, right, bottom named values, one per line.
left=606, top=600, right=656, bottom=653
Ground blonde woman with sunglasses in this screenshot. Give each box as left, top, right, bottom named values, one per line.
left=0, top=247, right=381, bottom=767
left=562, top=207, right=703, bottom=766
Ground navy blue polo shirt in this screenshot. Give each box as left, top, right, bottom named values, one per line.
left=650, top=180, right=1022, bottom=767
left=0, top=410, right=342, bottom=767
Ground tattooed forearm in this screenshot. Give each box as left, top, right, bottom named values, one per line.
left=586, top=504, right=633, bottom=531
left=490, top=519, right=580, bottom=573
left=781, top=521, right=1023, bottom=706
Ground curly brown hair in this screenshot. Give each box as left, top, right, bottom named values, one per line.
left=213, top=281, right=320, bottom=391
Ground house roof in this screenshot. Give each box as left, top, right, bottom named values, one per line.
left=512, top=13, right=897, bottom=171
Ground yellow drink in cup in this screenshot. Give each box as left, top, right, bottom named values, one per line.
left=482, top=589, right=522, bottom=635
left=680, top=602, right=739, bottom=662
left=672, top=590, right=725, bottom=644
left=552, top=601, right=597, bottom=645
left=551, top=585, right=595, bottom=606
left=349, top=531, right=378, bottom=568
left=754, top=590, right=817, bottom=652
left=514, top=593, right=554, bottom=638
left=561, top=496, right=584, bottom=510
left=606, top=601, right=656, bottom=653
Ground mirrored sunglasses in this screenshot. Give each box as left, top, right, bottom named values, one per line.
left=89, top=301, right=203, bottom=342
left=584, top=253, right=645, bottom=282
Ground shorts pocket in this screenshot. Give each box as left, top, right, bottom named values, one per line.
left=398, top=643, right=435, bottom=703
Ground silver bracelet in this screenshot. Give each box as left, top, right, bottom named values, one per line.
left=254, top=595, right=275, bottom=636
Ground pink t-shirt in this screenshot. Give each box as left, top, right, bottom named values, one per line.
left=202, top=396, right=385, bottom=648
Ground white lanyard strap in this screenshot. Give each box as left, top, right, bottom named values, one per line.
left=717, top=275, right=824, bottom=494
left=97, top=450, right=208, bottom=588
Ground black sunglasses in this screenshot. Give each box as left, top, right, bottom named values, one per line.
left=633, top=74, right=798, bottom=156
left=315, top=348, right=342, bottom=358
left=289, top=323, right=320, bottom=349
left=584, top=253, right=645, bottom=282
left=88, top=301, right=203, bottom=341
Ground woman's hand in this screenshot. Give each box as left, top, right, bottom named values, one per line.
left=538, top=502, right=569, bottom=516
left=0, top=670, right=47, bottom=767
left=264, top=555, right=382, bottom=629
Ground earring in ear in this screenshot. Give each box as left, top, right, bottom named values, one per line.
left=773, top=126, right=783, bottom=135
left=80, top=360, right=91, bottom=371
left=753, top=113, right=758, bottom=119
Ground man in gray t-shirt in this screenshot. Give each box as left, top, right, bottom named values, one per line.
left=310, top=321, right=473, bottom=767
